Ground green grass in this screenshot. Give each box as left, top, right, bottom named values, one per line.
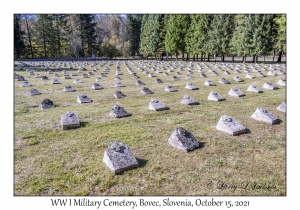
left=14, top=60, right=286, bottom=196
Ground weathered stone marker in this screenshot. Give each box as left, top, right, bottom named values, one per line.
left=96, top=77, right=103, bottom=82
left=114, top=90, right=126, bottom=98
left=245, top=73, right=255, bottom=79
left=74, top=78, right=82, bottom=83
left=277, top=78, right=286, bottom=86
left=185, top=83, right=198, bottom=90
left=181, top=95, right=198, bottom=105
left=61, top=111, right=80, bottom=130
left=149, top=99, right=167, bottom=111
left=208, top=91, right=225, bottom=101
left=28, top=88, right=41, bottom=96
left=115, top=82, right=125, bottom=87
left=136, top=80, right=145, bottom=85
left=155, top=78, right=164, bottom=83
left=40, top=98, right=54, bottom=109
left=277, top=101, right=286, bottom=113
left=91, top=83, right=103, bottom=90
left=204, top=80, right=216, bottom=86
left=251, top=107, right=279, bottom=124
left=110, top=104, right=130, bottom=118
left=51, top=78, right=60, bottom=84
left=141, top=87, right=153, bottom=94
left=263, top=82, right=277, bottom=90
left=247, top=85, right=262, bottom=93
left=168, top=127, right=200, bottom=152
left=233, top=76, right=244, bottom=82
left=17, top=75, right=25, bottom=81
left=219, top=78, right=230, bottom=84
left=63, top=86, right=75, bottom=92
left=228, top=87, right=245, bottom=97
left=165, top=85, right=176, bottom=92
left=20, top=81, right=30, bottom=87
left=216, top=115, right=246, bottom=136
left=41, top=76, right=48, bottom=80
left=103, top=141, right=138, bottom=174
left=77, top=94, right=92, bottom=103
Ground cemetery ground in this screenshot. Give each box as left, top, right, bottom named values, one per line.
left=14, top=60, right=286, bottom=196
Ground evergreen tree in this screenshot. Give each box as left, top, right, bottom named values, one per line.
left=139, top=15, right=151, bottom=57
left=14, top=14, right=25, bottom=58
left=165, top=14, right=190, bottom=60
left=207, top=14, right=235, bottom=62
left=274, top=14, right=286, bottom=62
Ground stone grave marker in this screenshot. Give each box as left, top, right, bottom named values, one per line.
left=277, top=78, right=286, bottom=86
left=149, top=99, right=167, bottom=111
left=28, top=88, right=41, bottom=96
left=268, top=71, right=277, bottom=76
left=47, top=70, right=53, bottom=74
left=234, top=69, right=241, bottom=74
left=77, top=94, right=92, bottom=103
left=61, top=111, right=80, bottom=130
left=263, top=82, right=277, bottom=90
left=216, top=115, right=246, bottom=136
left=74, top=78, right=82, bottom=83
left=92, top=83, right=103, bottom=90
left=40, top=98, right=54, bottom=109
left=257, top=72, right=266, bottom=77
left=110, top=104, right=130, bottom=118
left=64, top=74, right=71, bottom=79
left=133, top=74, right=140, bottom=79
left=211, top=71, right=219, bottom=76
left=204, top=79, right=216, bottom=86
left=141, top=87, right=153, bottom=94
left=136, top=80, right=145, bottom=85
left=51, top=78, right=60, bottom=84
left=41, top=76, right=48, bottom=80
left=71, top=73, right=77, bottom=76
left=223, top=71, right=231, bottom=75
left=219, top=78, right=230, bottom=84
left=63, top=86, right=75, bottom=92
left=53, top=73, right=60, bottom=77
left=34, top=74, right=41, bottom=78
left=115, top=82, right=125, bottom=87
left=246, top=73, right=255, bottom=79
left=277, top=101, right=286, bottom=113
left=228, top=87, right=245, bottom=97
left=165, top=85, right=177, bottom=92
left=17, top=75, right=25, bottom=81
left=155, top=78, right=163, bottom=83
left=96, top=77, right=104, bottom=82
left=200, top=73, right=207, bottom=77
left=208, top=91, right=225, bottom=101
left=172, top=76, right=179, bottom=81
left=233, top=76, right=244, bottom=82
left=251, top=107, right=280, bottom=124
left=278, top=70, right=286, bottom=75
left=181, top=95, right=198, bottom=105
left=148, top=73, right=155, bottom=77
left=164, top=72, right=169, bottom=76
left=115, top=76, right=122, bottom=80
left=82, top=74, right=89, bottom=78
left=88, top=72, right=94, bottom=76
left=20, top=81, right=30, bottom=87
left=176, top=72, right=181, bottom=75
left=103, top=141, right=138, bottom=174
left=114, top=90, right=126, bottom=98
left=168, top=127, right=200, bottom=152
left=247, top=85, right=262, bottom=93
left=185, top=82, right=198, bottom=90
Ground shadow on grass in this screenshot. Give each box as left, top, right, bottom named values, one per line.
left=80, top=122, right=89, bottom=127
left=136, top=158, right=149, bottom=168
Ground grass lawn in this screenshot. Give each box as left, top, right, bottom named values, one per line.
left=14, top=60, right=286, bottom=196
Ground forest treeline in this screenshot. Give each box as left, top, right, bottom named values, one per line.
left=14, top=14, right=286, bottom=62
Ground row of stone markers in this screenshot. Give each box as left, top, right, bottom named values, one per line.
left=98, top=103, right=287, bottom=174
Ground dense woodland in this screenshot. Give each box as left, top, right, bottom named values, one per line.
left=14, top=14, right=286, bottom=62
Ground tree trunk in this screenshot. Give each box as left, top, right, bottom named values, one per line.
left=255, top=56, right=258, bottom=63
left=176, top=52, right=178, bottom=61
left=264, top=56, right=265, bottom=63
left=242, top=56, right=244, bottom=63
left=196, top=54, right=198, bottom=61
left=200, top=53, right=203, bottom=61
left=207, top=54, right=210, bottom=62
left=187, top=53, right=189, bottom=61
left=252, top=56, right=255, bottom=62
left=221, top=54, right=225, bottom=62
left=277, top=51, right=282, bottom=63
left=272, top=50, right=275, bottom=63
left=25, top=16, right=34, bottom=59
left=182, top=52, right=184, bottom=61
left=232, top=56, right=234, bottom=62
left=193, top=54, right=195, bottom=61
